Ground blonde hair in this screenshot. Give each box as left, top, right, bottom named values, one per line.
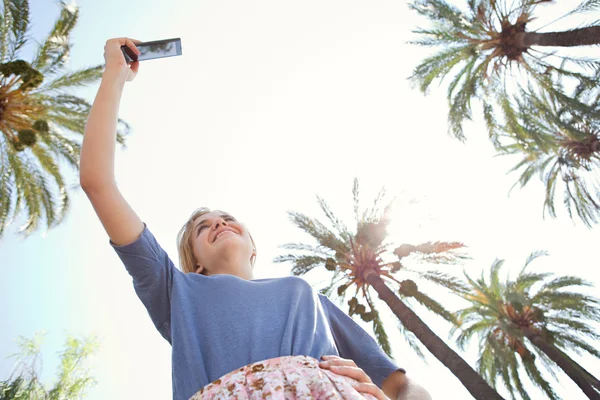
left=176, top=208, right=256, bottom=274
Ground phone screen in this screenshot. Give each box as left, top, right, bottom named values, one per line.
left=122, top=38, right=182, bottom=62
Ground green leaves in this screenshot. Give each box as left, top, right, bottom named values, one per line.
left=394, top=241, right=467, bottom=263
left=455, top=253, right=600, bottom=399
left=408, top=0, right=600, bottom=195
left=277, top=178, right=469, bottom=361
left=6, top=0, right=29, bottom=59
left=0, top=332, right=98, bottom=400
left=498, top=86, right=600, bottom=227
left=409, top=0, right=469, bottom=30
left=0, top=2, right=127, bottom=237
left=40, top=65, right=103, bottom=91
left=565, top=0, right=600, bottom=17
left=31, top=1, right=78, bottom=74
left=285, top=211, right=349, bottom=255
left=273, top=254, right=327, bottom=276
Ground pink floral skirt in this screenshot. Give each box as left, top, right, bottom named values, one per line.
left=189, top=355, right=378, bottom=400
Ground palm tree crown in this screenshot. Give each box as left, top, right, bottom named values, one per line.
left=497, top=81, right=600, bottom=227
left=0, top=1, right=128, bottom=236
left=453, top=252, right=600, bottom=399
left=408, top=0, right=600, bottom=142
left=275, top=178, right=468, bottom=357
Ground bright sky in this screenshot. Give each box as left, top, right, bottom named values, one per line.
left=1, top=0, right=599, bottom=399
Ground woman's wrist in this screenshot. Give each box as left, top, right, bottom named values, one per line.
left=397, top=377, right=431, bottom=400
left=101, top=64, right=130, bottom=86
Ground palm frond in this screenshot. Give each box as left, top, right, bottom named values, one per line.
left=409, top=0, right=469, bottom=30
left=0, top=161, right=14, bottom=235
left=455, top=318, right=493, bottom=351
left=409, top=45, right=473, bottom=94
left=316, top=195, right=351, bottom=241
left=508, top=351, right=530, bottom=400
left=272, top=253, right=327, bottom=276
left=0, top=0, right=12, bottom=62
left=286, top=211, right=349, bottom=254
left=31, top=144, right=68, bottom=227
left=279, top=242, right=330, bottom=256
left=415, top=270, right=470, bottom=294
left=365, top=293, right=393, bottom=358
left=7, top=0, right=30, bottom=59
left=521, top=356, right=560, bottom=400
left=361, top=185, right=388, bottom=223
left=411, top=289, right=458, bottom=324
left=538, top=275, right=593, bottom=292
left=566, top=0, right=600, bottom=17
left=394, top=241, right=466, bottom=263
left=39, top=65, right=102, bottom=91
left=524, top=250, right=549, bottom=268
left=397, top=319, right=426, bottom=360
left=352, top=177, right=360, bottom=224
left=31, top=1, right=78, bottom=74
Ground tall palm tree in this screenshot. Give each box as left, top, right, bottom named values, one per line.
left=453, top=252, right=600, bottom=399
left=0, top=332, right=98, bottom=399
left=408, top=0, right=600, bottom=142
left=0, top=0, right=129, bottom=237
left=496, top=80, right=600, bottom=227
left=276, top=178, right=504, bottom=399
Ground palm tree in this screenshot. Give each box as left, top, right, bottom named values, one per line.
left=496, top=80, right=600, bottom=227
left=0, top=0, right=129, bottom=237
left=0, top=332, right=99, bottom=399
left=276, top=178, right=504, bottom=399
left=453, top=252, right=600, bottom=399
left=408, top=0, right=600, bottom=142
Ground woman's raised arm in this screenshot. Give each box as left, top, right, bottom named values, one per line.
left=80, top=38, right=144, bottom=246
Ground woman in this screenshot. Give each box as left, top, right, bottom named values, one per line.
left=81, top=38, right=431, bottom=400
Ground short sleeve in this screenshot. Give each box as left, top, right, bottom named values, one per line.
left=111, top=223, right=178, bottom=343
left=319, top=294, right=405, bottom=388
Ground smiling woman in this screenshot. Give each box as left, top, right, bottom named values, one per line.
left=176, top=208, right=257, bottom=279
left=79, top=37, right=430, bottom=400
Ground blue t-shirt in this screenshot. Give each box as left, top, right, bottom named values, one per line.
left=111, top=224, right=403, bottom=400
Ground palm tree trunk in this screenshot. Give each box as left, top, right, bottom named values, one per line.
left=575, top=363, right=600, bottom=391
left=522, top=26, right=600, bottom=47
left=520, top=326, right=600, bottom=399
left=365, top=272, right=504, bottom=400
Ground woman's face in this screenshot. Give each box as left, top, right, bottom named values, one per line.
left=191, top=211, right=254, bottom=274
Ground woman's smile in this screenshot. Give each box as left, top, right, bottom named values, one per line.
left=213, top=228, right=237, bottom=242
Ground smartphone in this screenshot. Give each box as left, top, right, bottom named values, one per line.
left=121, top=38, right=182, bottom=62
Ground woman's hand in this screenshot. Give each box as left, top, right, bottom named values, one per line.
left=103, top=37, right=141, bottom=82
left=320, top=355, right=389, bottom=400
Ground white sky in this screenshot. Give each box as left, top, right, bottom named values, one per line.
left=0, top=0, right=599, bottom=399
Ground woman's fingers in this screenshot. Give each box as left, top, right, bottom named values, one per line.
left=320, top=356, right=389, bottom=400
left=127, top=61, right=140, bottom=81
left=320, top=355, right=357, bottom=368
left=354, top=382, right=389, bottom=400
left=329, top=365, right=370, bottom=383
left=124, top=39, right=141, bottom=56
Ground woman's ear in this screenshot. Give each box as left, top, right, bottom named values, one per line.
left=195, top=264, right=204, bottom=274
left=250, top=249, right=257, bottom=268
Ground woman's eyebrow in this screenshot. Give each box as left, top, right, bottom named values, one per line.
left=220, top=213, right=235, bottom=220
left=195, top=219, right=210, bottom=236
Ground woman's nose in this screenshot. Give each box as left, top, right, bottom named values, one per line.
left=214, top=218, right=227, bottom=228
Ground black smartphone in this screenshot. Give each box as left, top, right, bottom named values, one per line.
left=121, top=38, right=182, bottom=62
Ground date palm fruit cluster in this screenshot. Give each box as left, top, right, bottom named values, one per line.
left=0, top=59, right=48, bottom=152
